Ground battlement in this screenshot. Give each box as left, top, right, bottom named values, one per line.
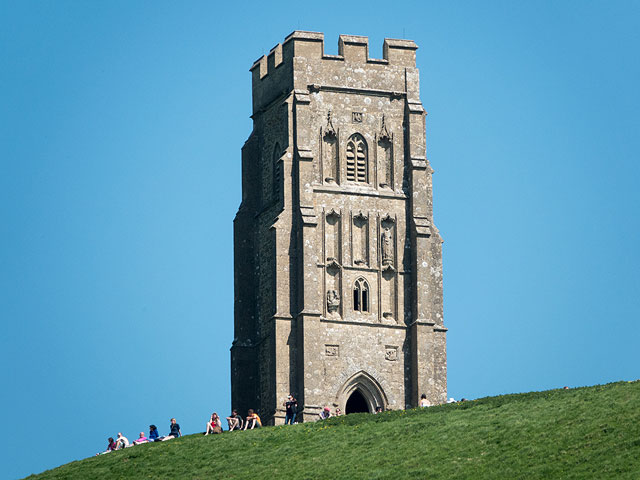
left=250, top=31, right=418, bottom=81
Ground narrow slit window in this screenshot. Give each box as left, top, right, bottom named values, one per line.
left=272, top=143, right=281, bottom=202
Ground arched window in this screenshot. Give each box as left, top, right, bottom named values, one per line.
left=346, top=134, right=368, bottom=183
left=353, top=277, right=369, bottom=312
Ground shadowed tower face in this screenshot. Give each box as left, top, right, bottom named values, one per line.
left=231, top=31, right=447, bottom=424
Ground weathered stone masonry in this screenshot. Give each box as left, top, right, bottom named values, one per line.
left=231, top=31, right=447, bottom=424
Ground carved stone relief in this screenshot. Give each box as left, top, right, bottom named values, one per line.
left=322, top=111, right=338, bottom=183
left=381, top=227, right=393, bottom=267
left=377, top=115, right=393, bottom=188
left=327, top=290, right=340, bottom=315
left=380, top=214, right=396, bottom=321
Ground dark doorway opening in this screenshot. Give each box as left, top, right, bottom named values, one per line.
left=345, top=389, right=370, bottom=414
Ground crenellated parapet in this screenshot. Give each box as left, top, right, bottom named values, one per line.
left=250, top=31, right=419, bottom=113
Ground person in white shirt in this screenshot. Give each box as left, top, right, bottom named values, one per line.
left=115, top=432, right=130, bottom=449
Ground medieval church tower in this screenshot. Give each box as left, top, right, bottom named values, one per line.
left=232, top=31, right=447, bottom=424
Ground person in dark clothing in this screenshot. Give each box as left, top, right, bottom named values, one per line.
left=226, top=409, right=243, bottom=431
left=284, top=394, right=298, bottom=425
left=161, top=418, right=182, bottom=441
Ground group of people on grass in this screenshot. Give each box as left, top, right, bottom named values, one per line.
left=207, top=408, right=262, bottom=433
left=98, top=419, right=181, bottom=454
left=100, top=391, right=441, bottom=454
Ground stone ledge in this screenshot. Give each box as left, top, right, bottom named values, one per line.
left=321, top=317, right=407, bottom=329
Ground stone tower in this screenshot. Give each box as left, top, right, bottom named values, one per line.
left=232, top=31, right=446, bottom=424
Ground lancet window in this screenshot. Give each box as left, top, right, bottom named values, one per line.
left=353, top=277, right=369, bottom=312
left=346, top=134, right=368, bottom=183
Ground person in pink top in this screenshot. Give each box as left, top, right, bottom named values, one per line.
left=133, top=432, right=148, bottom=445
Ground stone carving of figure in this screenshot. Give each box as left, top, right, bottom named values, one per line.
left=381, top=227, right=393, bottom=266
left=327, top=290, right=340, bottom=314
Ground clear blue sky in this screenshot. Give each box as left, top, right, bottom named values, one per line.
left=1, top=1, right=639, bottom=478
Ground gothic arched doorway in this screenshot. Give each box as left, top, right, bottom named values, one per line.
left=336, top=370, right=388, bottom=414
left=346, top=389, right=370, bottom=413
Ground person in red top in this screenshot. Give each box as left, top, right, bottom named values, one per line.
left=205, top=412, right=222, bottom=435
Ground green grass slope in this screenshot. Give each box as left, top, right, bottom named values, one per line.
left=26, top=381, right=640, bottom=480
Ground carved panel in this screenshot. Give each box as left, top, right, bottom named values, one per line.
left=325, top=344, right=339, bottom=357
left=385, top=345, right=398, bottom=361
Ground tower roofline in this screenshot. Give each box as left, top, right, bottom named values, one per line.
left=250, top=31, right=418, bottom=77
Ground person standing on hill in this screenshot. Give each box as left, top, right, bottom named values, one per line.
left=161, top=418, right=182, bottom=441
left=284, top=394, right=298, bottom=425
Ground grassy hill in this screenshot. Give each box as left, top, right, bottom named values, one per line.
left=26, top=381, right=640, bottom=479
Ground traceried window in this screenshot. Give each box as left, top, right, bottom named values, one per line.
left=346, top=134, right=368, bottom=183
left=353, top=277, right=369, bottom=312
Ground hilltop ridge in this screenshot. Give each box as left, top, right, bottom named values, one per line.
left=26, top=381, right=640, bottom=479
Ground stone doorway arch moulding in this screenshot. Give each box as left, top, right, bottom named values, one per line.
left=335, top=370, right=388, bottom=412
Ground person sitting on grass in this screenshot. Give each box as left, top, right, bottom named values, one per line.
left=205, top=412, right=223, bottom=435
left=226, top=409, right=243, bottom=431
left=419, top=393, right=430, bottom=408
left=97, top=437, right=117, bottom=455
left=243, top=409, right=261, bottom=430
left=319, top=406, right=331, bottom=420
left=161, top=418, right=182, bottom=441
left=115, top=432, right=130, bottom=449
left=149, top=424, right=160, bottom=442
left=335, top=407, right=343, bottom=416
left=133, top=432, right=148, bottom=445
